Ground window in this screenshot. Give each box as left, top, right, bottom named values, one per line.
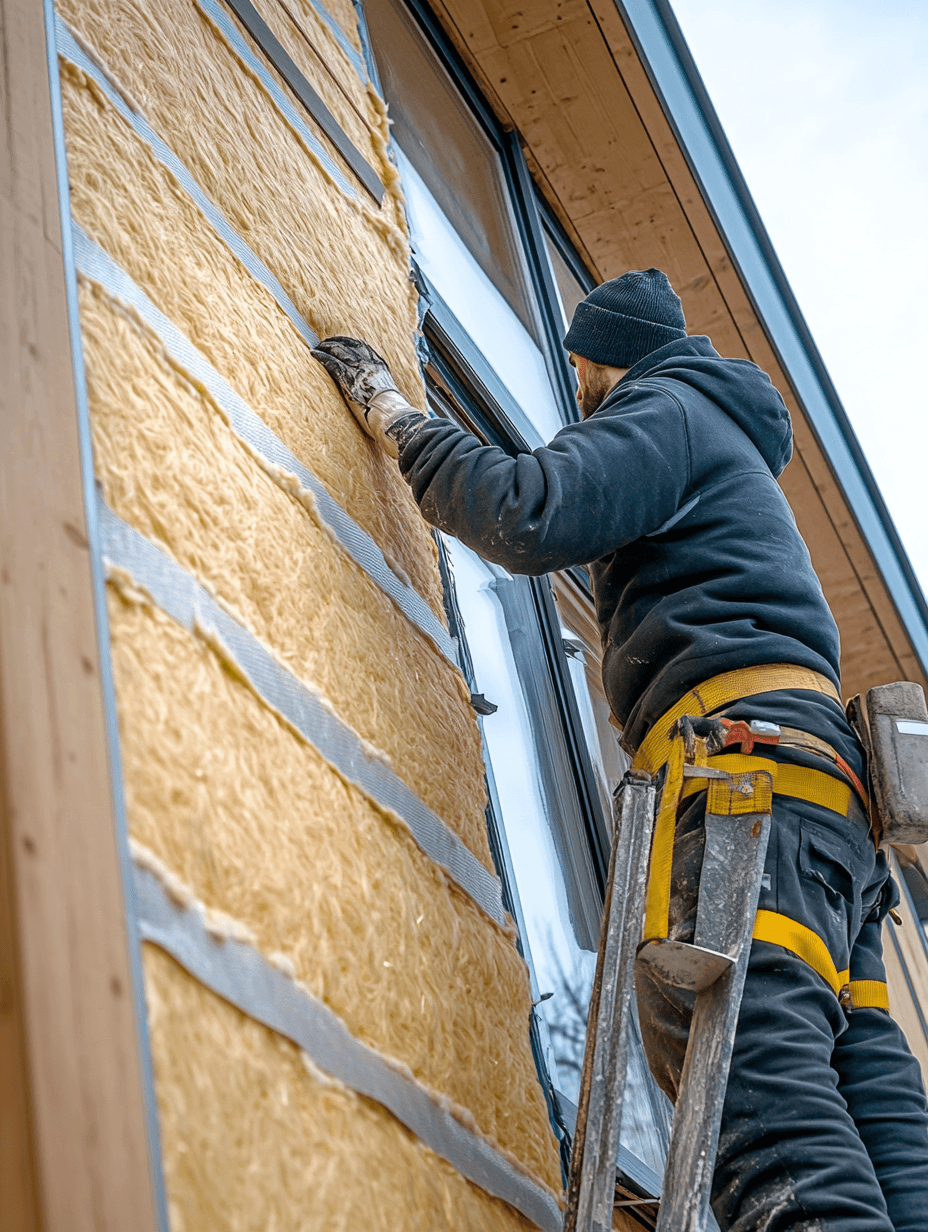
left=363, top=0, right=575, bottom=447
left=364, top=0, right=671, bottom=1200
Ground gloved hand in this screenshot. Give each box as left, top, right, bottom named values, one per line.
left=312, top=335, right=425, bottom=457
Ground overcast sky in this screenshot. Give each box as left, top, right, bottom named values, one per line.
left=669, top=0, right=928, bottom=595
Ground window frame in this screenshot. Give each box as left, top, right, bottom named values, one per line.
left=360, top=0, right=668, bottom=1207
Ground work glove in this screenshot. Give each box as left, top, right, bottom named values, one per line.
left=312, top=336, right=425, bottom=458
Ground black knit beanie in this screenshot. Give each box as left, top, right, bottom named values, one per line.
left=563, top=268, right=686, bottom=368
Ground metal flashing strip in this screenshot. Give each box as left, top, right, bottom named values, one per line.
left=201, top=0, right=384, bottom=203
left=57, top=17, right=320, bottom=352
left=186, top=0, right=359, bottom=204
left=134, top=862, right=562, bottom=1230
left=74, top=227, right=455, bottom=665
left=101, top=506, right=505, bottom=926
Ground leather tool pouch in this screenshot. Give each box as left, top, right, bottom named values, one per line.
left=847, top=681, right=928, bottom=846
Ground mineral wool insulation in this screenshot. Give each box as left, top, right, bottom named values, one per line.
left=59, top=0, right=567, bottom=1221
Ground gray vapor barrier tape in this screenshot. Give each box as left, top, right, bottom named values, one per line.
left=216, top=0, right=384, bottom=203
left=305, top=0, right=369, bottom=81
left=100, top=505, right=505, bottom=926
left=57, top=16, right=334, bottom=351
left=73, top=226, right=456, bottom=664
left=134, top=863, right=563, bottom=1231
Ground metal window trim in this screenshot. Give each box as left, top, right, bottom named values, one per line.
left=501, top=130, right=582, bottom=425
left=615, top=0, right=928, bottom=675
left=893, top=852, right=928, bottom=972
left=537, top=201, right=599, bottom=299
left=425, top=368, right=665, bottom=1200
left=421, top=279, right=538, bottom=453
left=528, top=576, right=611, bottom=893
left=363, top=0, right=666, bottom=1195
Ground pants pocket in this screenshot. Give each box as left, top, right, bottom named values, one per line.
left=797, top=818, right=871, bottom=961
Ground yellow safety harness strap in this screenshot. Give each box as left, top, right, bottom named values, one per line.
left=634, top=664, right=842, bottom=776
left=643, top=735, right=686, bottom=942
left=753, top=910, right=890, bottom=1009
left=753, top=909, right=849, bottom=996
left=643, top=757, right=773, bottom=943
left=848, top=979, right=890, bottom=1010
left=680, top=753, right=853, bottom=817
left=634, top=665, right=887, bottom=1006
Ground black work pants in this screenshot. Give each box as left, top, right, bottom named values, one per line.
left=636, top=789, right=928, bottom=1230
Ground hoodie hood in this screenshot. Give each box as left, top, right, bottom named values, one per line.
left=615, top=335, right=793, bottom=477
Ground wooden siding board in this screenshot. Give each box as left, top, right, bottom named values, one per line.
left=0, top=2, right=159, bottom=1229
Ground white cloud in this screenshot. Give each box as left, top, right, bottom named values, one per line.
left=670, top=0, right=928, bottom=589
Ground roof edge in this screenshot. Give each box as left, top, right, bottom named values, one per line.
left=614, top=0, right=928, bottom=676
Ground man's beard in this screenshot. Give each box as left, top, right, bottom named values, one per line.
left=578, top=368, right=617, bottom=418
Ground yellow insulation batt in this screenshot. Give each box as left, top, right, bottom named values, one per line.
left=57, top=0, right=423, bottom=400
left=310, top=0, right=365, bottom=54
left=245, top=0, right=380, bottom=162
left=144, top=945, right=546, bottom=1232
left=59, top=58, right=439, bottom=613
left=108, top=592, right=561, bottom=1190
left=80, top=279, right=489, bottom=859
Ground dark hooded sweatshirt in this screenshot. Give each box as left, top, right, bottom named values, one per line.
left=398, top=335, right=861, bottom=772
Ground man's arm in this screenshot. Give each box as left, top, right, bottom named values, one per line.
left=312, top=337, right=691, bottom=575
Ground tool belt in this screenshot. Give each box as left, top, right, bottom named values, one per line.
left=631, top=663, right=888, bottom=1011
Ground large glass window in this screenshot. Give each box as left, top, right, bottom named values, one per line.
left=363, top=0, right=566, bottom=446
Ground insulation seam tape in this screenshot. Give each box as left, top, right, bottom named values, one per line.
left=73, top=225, right=456, bottom=665
left=134, top=863, right=563, bottom=1230
left=302, top=0, right=370, bottom=81
left=99, top=503, right=506, bottom=926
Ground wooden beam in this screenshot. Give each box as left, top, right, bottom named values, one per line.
left=0, top=3, right=159, bottom=1230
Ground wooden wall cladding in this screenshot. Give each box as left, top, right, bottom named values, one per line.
left=0, top=2, right=159, bottom=1229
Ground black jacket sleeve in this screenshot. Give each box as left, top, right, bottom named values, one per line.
left=397, top=385, right=692, bottom=574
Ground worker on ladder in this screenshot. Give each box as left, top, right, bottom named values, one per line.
left=313, top=269, right=928, bottom=1230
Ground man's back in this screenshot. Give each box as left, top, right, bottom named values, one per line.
left=397, top=334, right=843, bottom=754
left=312, top=266, right=928, bottom=1229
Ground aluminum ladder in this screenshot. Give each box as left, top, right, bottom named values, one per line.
left=563, top=760, right=773, bottom=1232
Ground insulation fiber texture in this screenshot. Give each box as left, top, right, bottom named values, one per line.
left=57, top=0, right=419, bottom=388
left=144, top=945, right=545, bottom=1232
left=244, top=0, right=377, bottom=159
left=61, top=0, right=563, bottom=1207
left=80, top=280, right=489, bottom=860
left=58, top=52, right=437, bottom=611
left=108, top=592, right=561, bottom=1190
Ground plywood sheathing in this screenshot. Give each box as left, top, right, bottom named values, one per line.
left=108, top=592, right=561, bottom=1190
left=58, top=61, right=438, bottom=612
left=143, top=944, right=546, bottom=1232
left=429, top=0, right=926, bottom=700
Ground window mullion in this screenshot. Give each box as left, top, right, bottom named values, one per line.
left=501, top=131, right=581, bottom=426
left=529, top=576, right=611, bottom=892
